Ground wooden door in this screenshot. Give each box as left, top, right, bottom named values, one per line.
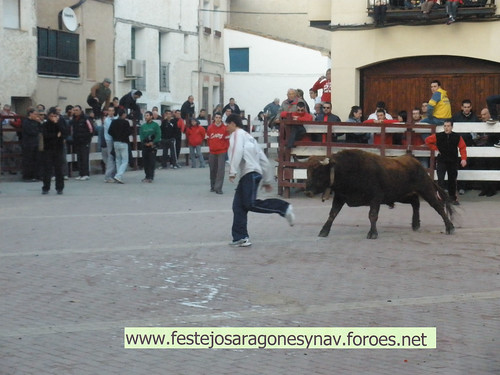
left=361, top=56, right=500, bottom=119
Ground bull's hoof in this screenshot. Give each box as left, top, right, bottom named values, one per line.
left=318, top=230, right=329, bottom=237
left=366, top=231, right=378, bottom=239
left=412, top=224, right=420, bottom=231
left=446, top=225, right=455, bottom=235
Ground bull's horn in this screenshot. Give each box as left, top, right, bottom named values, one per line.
left=319, top=157, right=330, bottom=165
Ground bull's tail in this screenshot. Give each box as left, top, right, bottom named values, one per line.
left=433, top=181, right=455, bottom=220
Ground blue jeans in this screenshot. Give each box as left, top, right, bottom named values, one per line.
left=232, top=172, right=290, bottom=241
left=189, top=145, right=206, bottom=168
left=113, top=141, right=129, bottom=180
left=104, top=140, right=116, bottom=179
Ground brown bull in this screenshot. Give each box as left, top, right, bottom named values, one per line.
left=304, top=149, right=454, bottom=239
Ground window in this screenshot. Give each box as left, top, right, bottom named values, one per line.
left=159, top=62, right=170, bottom=92
left=3, top=0, right=20, bottom=29
left=37, top=27, right=79, bottom=77
left=229, top=48, right=249, bottom=72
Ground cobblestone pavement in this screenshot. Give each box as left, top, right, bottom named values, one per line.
left=0, top=167, right=499, bottom=375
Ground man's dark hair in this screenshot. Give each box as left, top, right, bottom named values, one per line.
left=214, top=112, right=222, bottom=117
left=431, top=80, right=441, bottom=87
left=376, top=108, right=386, bottom=114
left=47, top=107, right=59, bottom=116
left=134, top=90, right=143, bottom=97
left=226, top=114, right=243, bottom=128
left=461, top=99, right=472, bottom=106
left=444, top=119, right=454, bottom=126
left=117, top=109, right=126, bottom=117
left=27, top=108, right=36, bottom=115
left=376, top=101, right=386, bottom=109
left=65, top=105, right=74, bottom=113
left=297, top=102, right=306, bottom=109
left=145, top=111, right=153, bottom=117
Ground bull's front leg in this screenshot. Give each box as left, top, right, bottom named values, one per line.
left=409, top=194, right=420, bottom=231
left=319, top=195, right=345, bottom=237
left=367, top=202, right=381, bottom=239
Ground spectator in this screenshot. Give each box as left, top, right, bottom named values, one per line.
left=159, top=110, right=180, bottom=169
left=40, top=108, right=66, bottom=195
left=197, top=109, right=209, bottom=129
left=103, top=106, right=117, bottom=183
left=274, top=89, right=302, bottom=129
left=139, top=111, right=161, bottom=182
left=311, top=68, right=332, bottom=103
left=371, top=0, right=388, bottom=27
left=86, top=78, right=112, bottom=123
left=485, top=94, right=500, bottom=124
left=346, top=106, right=369, bottom=143
left=1, top=104, right=22, bottom=175
left=315, top=102, right=341, bottom=143
left=446, top=0, right=462, bottom=25
left=367, top=101, right=393, bottom=120
left=421, top=102, right=429, bottom=120
left=286, top=102, right=312, bottom=149
left=425, top=120, right=467, bottom=205
left=422, top=0, right=439, bottom=17
left=263, top=98, right=280, bottom=120
left=186, top=118, right=206, bottom=168
left=70, top=105, right=94, bottom=180
left=207, top=112, right=229, bottom=194
left=108, top=109, right=131, bottom=184
left=173, top=110, right=184, bottom=161
left=119, top=90, right=143, bottom=121
left=21, top=108, right=42, bottom=181
left=181, top=95, right=195, bottom=120
left=223, top=98, right=241, bottom=115
left=411, top=107, right=423, bottom=123
left=421, top=80, right=452, bottom=125
left=364, top=108, right=399, bottom=145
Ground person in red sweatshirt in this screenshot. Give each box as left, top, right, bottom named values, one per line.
left=207, top=112, right=230, bottom=194
left=186, top=118, right=206, bottom=168
left=286, top=102, right=313, bottom=149
left=311, top=68, right=332, bottom=103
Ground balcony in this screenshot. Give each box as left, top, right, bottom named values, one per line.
left=309, top=0, right=498, bottom=31
left=368, top=0, right=497, bottom=27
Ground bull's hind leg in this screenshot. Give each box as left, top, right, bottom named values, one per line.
left=420, top=187, right=455, bottom=235
left=367, top=202, right=381, bottom=239
left=319, top=195, right=345, bottom=237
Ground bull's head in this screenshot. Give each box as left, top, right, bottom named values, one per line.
left=304, top=156, right=335, bottom=199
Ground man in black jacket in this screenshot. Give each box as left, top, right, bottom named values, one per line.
left=41, top=108, right=67, bottom=194
left=159, top=110, right=180, bottom=169
left=180, top=95, right=195, bottom=120
left=108, top=109, right=131, bottom=183
left=21, top=108, right=43, bottom=181
left=70, top=105, right=93, bottom=180
left=119, top=90, right=143, bottom=120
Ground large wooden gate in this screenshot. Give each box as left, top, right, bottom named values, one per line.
left=361, top=56, right=500, bottom=117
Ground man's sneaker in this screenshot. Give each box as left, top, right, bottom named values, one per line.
left=113, top=177, right=124, bottom=184
left=64, top=176, right=69, bottom=180
left=75, top=176, right=82, bottom=180
left=452, top=200, right=460, bottom=206
left=285, top=204, right=295, bottom=226
left=458, top=189, right=465, bottom=195
left=105, top=178, right=115, bottom=183
left=80, top=176, right=90, bottom=181
left=494, top=141, right=500, bottom=148
left=229, top=238, right=252, bottom=247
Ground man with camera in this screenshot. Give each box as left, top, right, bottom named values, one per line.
left=139, top=111, right=161, bottom=183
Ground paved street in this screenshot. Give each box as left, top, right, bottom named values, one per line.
left=0, top=165, right=499, bottom=375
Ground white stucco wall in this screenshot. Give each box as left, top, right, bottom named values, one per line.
left=224, top=29, right=330, bottom=118
left=0, top=0, right=37, bottom=108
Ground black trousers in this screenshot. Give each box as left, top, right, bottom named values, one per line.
left=42, top=149, right=64, bottom=192
left=436, top=159, right=458, bottom=200
left=142, top=146, right=157, bottom=180
left=74, top=143, right=90, bottom=176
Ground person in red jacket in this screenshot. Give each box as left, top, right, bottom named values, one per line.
left=310, top=68, right=332, bottom=103
left=363, top=108, right=399, bottom=145
left=207, top=112, right=230, bottom=194
left=286, top=102, right=313, bottom=148
left=186, top=118, right=206, bottom=168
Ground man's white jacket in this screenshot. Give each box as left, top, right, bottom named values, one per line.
left=228, top=128, right=272, bottom=185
